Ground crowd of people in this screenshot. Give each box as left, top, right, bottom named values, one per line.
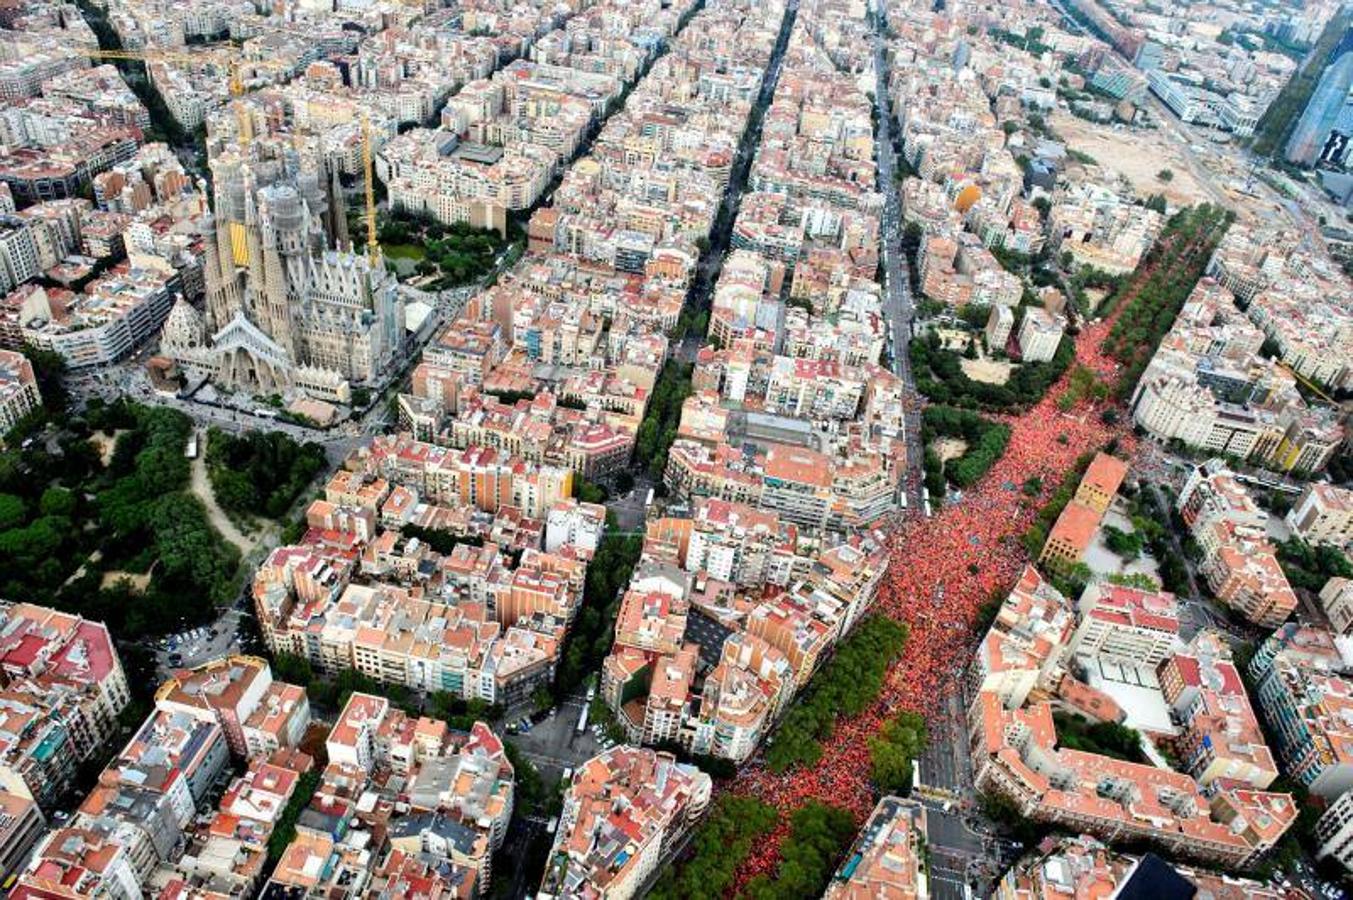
left=726, top=313, right=1138, bottom=887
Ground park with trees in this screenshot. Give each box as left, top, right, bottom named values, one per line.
left=911, top=324, right=1076, bottom=411
left=205, top=427, right=327, bottom=520
left=377, top=214, right=514, bottom=288
left=1276, top=537, right=1353, bottom=593
left=0, top=398, right=241, bottom=639
left=921, top=405, right=1012, bottom=499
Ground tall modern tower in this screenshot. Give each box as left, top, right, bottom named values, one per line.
left=1286, top=28, right=1353, bottom=166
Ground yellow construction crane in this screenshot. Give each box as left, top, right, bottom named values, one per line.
left=361, top=114, right=382, bottom=267
left=77, top=47, right=283, bottom=97
left=1276, top=360, right=1337, bottom=405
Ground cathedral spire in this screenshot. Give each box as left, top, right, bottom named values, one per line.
left=329, top=161, right=350, bottom=253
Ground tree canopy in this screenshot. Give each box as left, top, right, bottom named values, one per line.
left=765, top=615, right=909, bottom=773
left=205, top=427, right=326, bottom=519
left=739, top=802, right=857, bottom=900
left=868, top=711, right=928, bottom=795
left=649, top=796, right=778, bottom=900
left=634, top=360, right=693, bottom=479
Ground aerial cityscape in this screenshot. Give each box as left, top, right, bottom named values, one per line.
left=0, top=0, right=1350, bottom=895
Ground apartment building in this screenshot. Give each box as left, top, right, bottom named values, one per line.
left=1177, top=460, right=1297, bottom=627
left=823, top=796, right=927, bottom=900
left=1017, top=306, right=1065, bottom=363
left=0, top=221, right=40, bottom=293
left=347, top=434, right=574, bottom=519
left=986, top=304, right=1014, bottom=350
left=255, top=689, right=513, bottom=898
left=601, top=500, right=883, bottom=762
left=1131, top=281, right=1344, bottom=473
left=1158, top=632, right=1278, bottom=790
left=993, top=833, right=1283, bottom=898
left=1047, top=183, right=1163, bottom=274
left=664, top=434, right=901, bottom=534
left=684, top=498, right=801, bottom=587
left=539, top=747, right=711, bottom=900
left=688, top=634, right=794, bottom=762
left=1248, top=625, right=1353, bottom=800
left=174, top=749, right=314, bottom=896
left=253, top=435, right=608, bottom=707
left=107, top=708, right=231, bottom=817
left=8, top=265, right=178, bottom=369
left=1208, top=226, right=1352, bottom=394
left=1321, top=579, right=1353, bottom=636
left=918, top=229, right=1021, bottom=309
left=1316, top=789, right=1353, bottom=876
left=970, top=564, right=1296, bottom=868
left=1038, top=501, right=1102, bottom=574
left=0, top=604, right=130, bottom=811
left=1287, top=483, right=1353, bottom=551
left=0, top=790, right=44, bottom=887
left=971, top=566, right=1075, bottom=710
left=1074, top=452, right=1129, bottom=515
left=970, top=692, right=1295, bottom=867
left=1069, top=582, right=1180, bottom=666
left=440, top=388, right=637, bottom=482
left=154, top=656, right=310, bottom=759
left=12, top=826, right=142, bottom=899
left=0, top=126, right=141, bottom=206
left=0, top=349, right=40, bottom=433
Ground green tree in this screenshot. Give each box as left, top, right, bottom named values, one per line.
left=205, top=428, right=326, bottom=519
left=575, top=478, right=608, bottom=504
left=38, top=487, right=76, bottom=518
left=868, top=711, right=928, bottom=794
left=0, top=494, right=24, bottom=531
left=741, top=802, right=856, bottom=900
left=649, top=796, right=778, bottom=900
left=765, top=616, right=909, bottom=773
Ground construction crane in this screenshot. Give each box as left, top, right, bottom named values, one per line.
left=1276, top=360, right=1337, bottom=405
left=76, top=47, right=284, bottom=97
left=361, top=114, right=382, bottom=267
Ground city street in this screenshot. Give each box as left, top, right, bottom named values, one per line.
left=675, top=0, right=799, bottom=338
left=916, top=680, right=972, bottom=800
left=603, top=474, right=654, bottom=534
left=870, top=13, right=925, bottom=514
left=919, top=798, right=996, bottom=900
left=507, top=693, right=610, bottom=781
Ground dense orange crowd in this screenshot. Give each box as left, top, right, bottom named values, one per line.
left=727, top=315, right=1137, bottom=887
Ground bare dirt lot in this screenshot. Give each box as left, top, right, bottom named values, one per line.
left=960, top=356, right=1015, bottom=385
left=89, top=429, right=127, bottom=466
left=1052, top=113, right=1210, bottom=207
left=935, top=328, right=972, bottom=352
left=933, top=438, right=969, bottom=464
left=101, top=567, right=153, bottom=592
left=1083, top=287, right=1110, bottom=315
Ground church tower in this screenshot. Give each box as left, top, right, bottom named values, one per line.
left=202, top=214, right=242, bottom=334
left=251, top=188, right=297, bottom=358
left=328, top=161, right=351, bottom=253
